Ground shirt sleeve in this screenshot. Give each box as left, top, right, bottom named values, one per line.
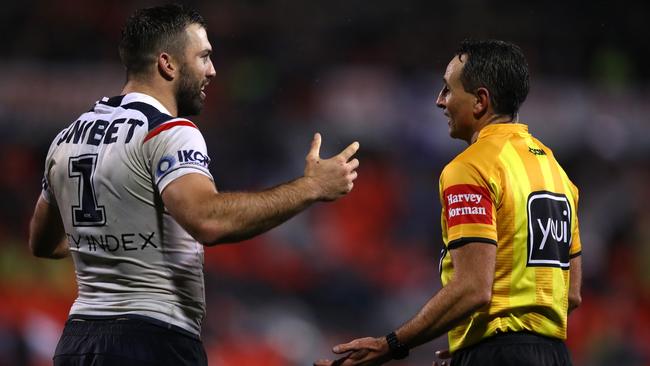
left=439, top=161, right=497, bottom=249
left=143, top=118, right=214, bottom=193
left=569, top=183, right=582, bottom=257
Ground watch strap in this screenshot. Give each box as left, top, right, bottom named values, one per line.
left=385, top=331, right=409, bottom=360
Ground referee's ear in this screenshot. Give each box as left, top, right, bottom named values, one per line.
left=473, top=87, right=490, bottom=117
left=157, top=52, right=177, bottom=81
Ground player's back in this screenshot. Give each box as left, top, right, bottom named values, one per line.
left=42, top=93, right=213, bottom=336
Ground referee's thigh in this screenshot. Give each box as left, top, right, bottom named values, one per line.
left=53, top=319, right=207, bottom=366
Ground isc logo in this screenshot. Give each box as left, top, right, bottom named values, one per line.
left=526, top=191, right=572, bottom=269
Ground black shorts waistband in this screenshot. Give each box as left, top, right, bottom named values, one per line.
left=67, top=314, right=200, bottom=341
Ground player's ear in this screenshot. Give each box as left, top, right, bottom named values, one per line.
left=157, top=52, right=176, bottom=81
left=473, top=87, right=489, bottom=116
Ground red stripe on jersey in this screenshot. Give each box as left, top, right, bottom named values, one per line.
left=143, top=119, right=197, bottom=143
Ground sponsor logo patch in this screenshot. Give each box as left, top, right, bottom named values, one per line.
left=444, top=184, right=493, bottom=227
left=177, top=149, right=210, bottom=168
left=527, top=191, right=572, bottom=268
left=156, top=155, right=176, bottom=177
left=155, top=150, right=211, bottom=178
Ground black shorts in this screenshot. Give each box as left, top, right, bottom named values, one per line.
left=451, top=332, right=572, bottom=366
left=53, top=317, right=207, bottom=366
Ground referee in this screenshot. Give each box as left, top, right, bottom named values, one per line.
left=315, top=39, right=582, bottom=366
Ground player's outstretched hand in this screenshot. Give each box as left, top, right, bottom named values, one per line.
left=304, top=133, right=359, bottom=201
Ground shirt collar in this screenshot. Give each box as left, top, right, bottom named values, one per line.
left=477, top=123, right=529, bottom=141
left=120, top=92, right=172, bottom=116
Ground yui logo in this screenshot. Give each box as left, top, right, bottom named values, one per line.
left=527, top=191, right=572, bottom=268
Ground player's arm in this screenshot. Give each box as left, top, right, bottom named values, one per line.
left=162, top=133, right=359, bottom=245
left=28, top=196, right=68, bottom=259
left=314, top=242, right=496, bottom=366
left=568, top=255, right=582, bottom=313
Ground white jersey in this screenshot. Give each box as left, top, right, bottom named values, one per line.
left=41, top=92, right=213, bottom=337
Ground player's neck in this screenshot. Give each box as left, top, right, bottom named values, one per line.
left=121, top=80, right=178, bottom=116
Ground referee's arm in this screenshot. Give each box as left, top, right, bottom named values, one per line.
left=28, top=196, right=69, bottom=259
left=395, top=241, right=496, bottom=349
left=568, top=256, right=582, bottom=313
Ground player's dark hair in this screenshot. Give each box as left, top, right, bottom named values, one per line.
left=119, top=4, right=206, bottom=78
left=456, top=39, right=530, bottom=118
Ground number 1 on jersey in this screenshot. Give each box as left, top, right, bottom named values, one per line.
left=69, top=154, right=106, bottom=226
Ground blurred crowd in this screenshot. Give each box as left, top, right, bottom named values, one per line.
left=1, top=1, right=649, bottom=365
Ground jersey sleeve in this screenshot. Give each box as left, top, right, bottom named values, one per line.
left=143, top=118, right=214, bottom=193
left=439, top=161, right=497, bottom=249
left=569, top=183, right=582, bottom=257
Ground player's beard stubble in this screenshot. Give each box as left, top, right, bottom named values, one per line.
left=176, top=63, right=205, bottom=117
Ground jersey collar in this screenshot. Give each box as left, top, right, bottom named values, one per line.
left=120, top=92, right=172, bottom=116
left=477, top=123, right=529, bottom=141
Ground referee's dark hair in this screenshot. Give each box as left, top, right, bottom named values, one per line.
left=456, top=39, right=530, bottom=119
left=119, top=4, right=206, bottom=78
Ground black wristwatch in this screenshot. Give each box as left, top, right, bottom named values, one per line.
left=385, top=331, right=409, bottom=360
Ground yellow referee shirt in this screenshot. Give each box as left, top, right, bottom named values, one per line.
left=438, top=123, right=582, bottom=353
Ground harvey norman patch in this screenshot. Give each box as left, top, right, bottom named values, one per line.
left=444, top=184, right=493, bottom=227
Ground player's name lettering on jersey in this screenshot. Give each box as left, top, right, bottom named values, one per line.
left=448, top=206, right=487, bottom=218
left=66, top=232, right=157, bottom=252
left=57, top=118, right=145, bottom=146
left=447, top=193, right=483, bottom=206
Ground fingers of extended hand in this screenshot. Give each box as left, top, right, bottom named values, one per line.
left=349, top=348, right=370, bottom=360
left=334, top=337, right=378, bottom=354
left=348, top=158, right=360, bottom=170
left=338, top=141, right=360, bottom=161
left=308, top=133, right=323, bottom=160
left=314, top=354, right=353, bottom=366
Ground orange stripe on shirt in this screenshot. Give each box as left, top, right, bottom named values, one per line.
left=143, top=119, right=197, bottom=143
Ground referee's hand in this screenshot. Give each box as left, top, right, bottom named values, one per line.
left=432, top=349, right=451, bottom=366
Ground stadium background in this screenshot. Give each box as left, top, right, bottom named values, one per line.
left=1, top=0, right=649, bottom=365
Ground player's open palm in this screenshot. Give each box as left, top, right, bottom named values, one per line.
left=304, top=133, right=360, bottom=201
